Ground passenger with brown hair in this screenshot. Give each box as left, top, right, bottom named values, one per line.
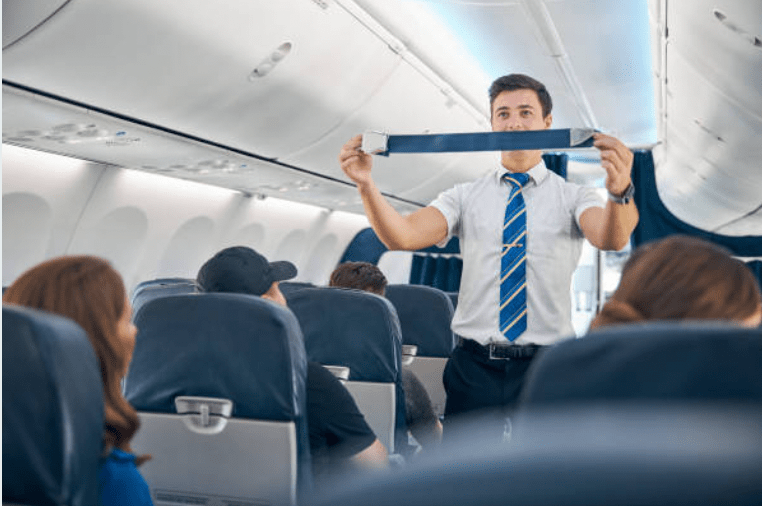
left=590, top=235, right=762, bottom=330
left=329, top=261, right=389, bottom=296
left=329, top=261, right=444, bottom=451
left=3, top=256, right=153, bottom=506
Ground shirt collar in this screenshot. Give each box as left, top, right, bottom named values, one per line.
left=494, top=159, right=549, bottom=187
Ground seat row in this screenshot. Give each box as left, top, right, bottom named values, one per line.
left=133, top=278, right=459, bottom=417
left=6, top=300, right=762, bottom=506
left=127, top=280, right=457, bottom=504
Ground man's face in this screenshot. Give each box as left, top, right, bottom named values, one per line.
left=490, top=89, right=552, bottom=132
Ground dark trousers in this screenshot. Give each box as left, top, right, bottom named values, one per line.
left=442, top=340, right=539, bottom=441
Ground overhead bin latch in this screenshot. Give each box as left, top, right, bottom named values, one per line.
left=175, top=396, right=233, bottom=434
left=361, top=130, right=389, bottom=155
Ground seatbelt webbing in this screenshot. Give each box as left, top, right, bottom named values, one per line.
left=362, top=128, right=596, bottom=156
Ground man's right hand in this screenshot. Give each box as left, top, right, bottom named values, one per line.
left=339, top=134, right=374, bottom=189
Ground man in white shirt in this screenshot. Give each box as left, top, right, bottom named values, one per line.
left=338, top=74, right=639, bottom=435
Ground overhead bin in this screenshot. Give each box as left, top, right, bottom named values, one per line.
left=654, top=0, right=762, bottom=235
left=2, top=0, right=401, bottom=158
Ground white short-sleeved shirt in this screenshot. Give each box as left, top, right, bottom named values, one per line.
left=430, top=160, right=604, bottom=346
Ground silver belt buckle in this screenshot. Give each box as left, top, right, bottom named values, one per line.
left=488, top=342, right=511, bottom=360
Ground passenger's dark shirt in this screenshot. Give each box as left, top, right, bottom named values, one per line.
left=307, top=362, right=377, bottom=480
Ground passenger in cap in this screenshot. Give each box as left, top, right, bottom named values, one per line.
left=197, top=246, right=389, bottom=484
left=197, top=246, right=296, bottom=307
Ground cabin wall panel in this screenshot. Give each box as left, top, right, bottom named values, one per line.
left=2, top=145, right=106, bottom=285
left=155, top=217, right=217, bottom=279
left=63, top=167, right=244, bottom=291
left=2, top=193, right=54, bottom=285
left=222, top=198, right=369, bottom=285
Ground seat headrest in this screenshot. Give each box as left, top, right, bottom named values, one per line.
left=279, top=281, right=315, bottom=298
left=521, top=321, right=762, bottom=407
left=288, top=287, right=402, bottom=383
left=125, top=293, right=307, bottom=421
left=385, top=284, right=456, bottom=357
left=132, top=277, right=197, bottom=295
left=131, top=281, right=199, bottom=316
left=2, top=304, right=104, bottom=506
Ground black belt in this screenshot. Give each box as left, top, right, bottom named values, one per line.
left=459, top=337, right=543, bottom=360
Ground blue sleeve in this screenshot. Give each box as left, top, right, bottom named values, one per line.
left=99, top=451, right=154, bottom=506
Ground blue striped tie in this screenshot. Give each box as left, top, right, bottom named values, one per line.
left=500, top=172, right=530, bottom=342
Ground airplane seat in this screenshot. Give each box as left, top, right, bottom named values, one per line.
left=287, top=287, right=405, bottom=455
left=130, top=278, right=198, bottom=316
left=519, top=322, right=762, bottom=409
left=2, top=305, right=104, bottom=506
left=313, top=405, right=762, bottom=506
left=124, top=293, right=310, bottom=506
left=385, top=284, right=457, bottom=418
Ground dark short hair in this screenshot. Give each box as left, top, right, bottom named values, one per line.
left=489, top=74, right=552, bottom=118
left=329, top=262, right=388, bottom=296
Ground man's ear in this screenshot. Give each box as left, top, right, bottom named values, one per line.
left=544, top=113, right=553, bottom=129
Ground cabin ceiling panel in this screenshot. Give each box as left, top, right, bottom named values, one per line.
left=546, top=0, right=657, bottom=145
left=2, top=0, right=401, bottom=158
left=1, top=0, right=70, bottom=48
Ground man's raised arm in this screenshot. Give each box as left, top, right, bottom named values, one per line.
left=339, top=135, right=448, bottom=251
left=579, top=133, right=639, bottom=251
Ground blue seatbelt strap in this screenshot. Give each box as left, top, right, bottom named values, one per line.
left=361, top=128, right=597, bottom=156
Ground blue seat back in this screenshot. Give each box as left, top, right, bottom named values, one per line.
left=288, top=287, right=402, bottom=383
left=3, top=305, right=103, bottom=506
left=314, top=406, right=762, bottom=506
left=385, top=284, right=457, bottom=357
left=124, top=293, right=310, bottom=490
left=287, top=287, right=406, bottom=449
left=280, top=281, right=315, bottom=299
left=520, top=322, right=762, bottom=407
left=131, top=279, right=198, bottom=316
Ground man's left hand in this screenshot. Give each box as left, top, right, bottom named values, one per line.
left=593, top=133, right=633, bottom=197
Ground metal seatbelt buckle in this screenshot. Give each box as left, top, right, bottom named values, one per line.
left=361, top=130, right=389, bottom=155
left=569, top=128, right=597, bottom=147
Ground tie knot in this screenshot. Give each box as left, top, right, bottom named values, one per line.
left=502, top=172, right=530, bottom=188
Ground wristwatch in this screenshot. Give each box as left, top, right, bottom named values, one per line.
left=608, top=182, right=634, bottom=204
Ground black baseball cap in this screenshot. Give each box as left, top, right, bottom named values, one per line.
left=197, top=246, right=297, bottom=296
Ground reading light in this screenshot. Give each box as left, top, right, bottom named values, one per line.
left=248, top=42, right=293, bottom=79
